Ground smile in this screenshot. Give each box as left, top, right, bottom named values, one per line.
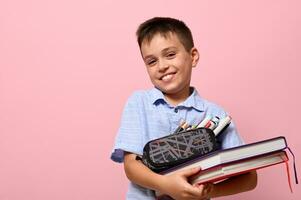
left=160, top=72, right=176, bottom=82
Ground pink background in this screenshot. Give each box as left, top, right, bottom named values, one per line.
left=0, top=0, right=300, bottom=199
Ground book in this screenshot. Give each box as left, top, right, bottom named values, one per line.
left=190, top=150, right=288, bottom=185
left=155, top=136, right=290, bottom=198
left=160, top=136, right=287, bottom=175
left=156, top=151, right=289, bottom=199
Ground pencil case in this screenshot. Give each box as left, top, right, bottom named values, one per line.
left=141, top=127, right=219, bottom=173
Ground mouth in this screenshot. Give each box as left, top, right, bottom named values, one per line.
left=160, top=72, right=176, bottom=82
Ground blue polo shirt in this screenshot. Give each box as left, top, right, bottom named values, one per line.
left=111, top=87, right=244, bottom=200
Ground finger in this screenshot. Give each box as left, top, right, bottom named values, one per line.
left=186, top=184, right=204, bottom=197
left=192, top=183, right=211, bottom=198
left=181, top=167, right=201, bottom=177
left=194, top=183, right=205, bottom=189
left=200, top=183, right=213, bottom=198
left=205, top=183, right=214, bottom=196
left=192, top=182, right=204, bottom=187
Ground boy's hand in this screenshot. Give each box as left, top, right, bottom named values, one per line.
left=159, top=167, right=214, bottom=200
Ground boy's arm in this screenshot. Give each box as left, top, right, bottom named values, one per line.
left=207, top=170, right=257, bottom=198
left=124, top=152, right=213, bottom=200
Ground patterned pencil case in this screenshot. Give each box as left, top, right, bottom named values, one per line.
left=141, top=127, right=219, bottom=173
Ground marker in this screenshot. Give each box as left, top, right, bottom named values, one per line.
left=186, top=123, right=197, bottom=130
left=210, top=116, right=220, bottom=130
left=173, top=120, right=185, bottom=134
left=189, top=118, right=202, bottom=130
left=204, top=120, right=212, bottom=128
left=175, top=122, right=189, bottom=133
left=213, top=116, right=232, bottom=136
left=190, top=125, right=197, bottom=129
left=197, top=115, right=212, bottom=128
left=182, top=122, right=190, bottom=130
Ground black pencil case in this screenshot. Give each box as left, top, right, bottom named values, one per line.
left=141, top=127, right=219, bottom=173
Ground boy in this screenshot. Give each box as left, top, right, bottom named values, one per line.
left=111, top=17, right=257, bottom=200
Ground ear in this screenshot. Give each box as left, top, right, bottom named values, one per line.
left=190, top=47, right=199, bottom=68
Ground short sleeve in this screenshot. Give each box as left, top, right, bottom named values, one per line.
left=111, top=92, right=144, bottom=163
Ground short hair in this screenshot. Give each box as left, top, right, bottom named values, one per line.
left=136, top=17, right=194, bottom=52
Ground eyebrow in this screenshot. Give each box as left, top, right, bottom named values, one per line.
left=143, top=47, right=178, bottom=60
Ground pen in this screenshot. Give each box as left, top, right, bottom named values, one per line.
left=197, top=115, right=212, bottom=128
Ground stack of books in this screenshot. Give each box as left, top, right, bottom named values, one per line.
left=156, top=136, right=297, bottom=198
left=152, top=115, right=298, bottom=198
left=161, top=136, right=287, bottom=183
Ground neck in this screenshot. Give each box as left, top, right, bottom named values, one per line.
left=164, top=87, right=192, bottom=106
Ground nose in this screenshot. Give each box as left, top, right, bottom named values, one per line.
left=158, top=59, right=169, bottom=72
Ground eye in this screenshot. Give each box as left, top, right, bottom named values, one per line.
left=146, top=59, right=157, bottom=66
left=166, top=52, right=176, bottom=58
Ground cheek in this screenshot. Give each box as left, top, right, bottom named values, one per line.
left=178, top=60, right=191, bottom=72
left=181, top=64, right=193, bottom=78
left=175, top=56, right=190, bottom=68
left=146, top=68, right=156, bottom=79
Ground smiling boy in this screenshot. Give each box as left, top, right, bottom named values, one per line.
left=141, top=32, right=197, bottom=106
left=111, top=17, right=257, bottom=200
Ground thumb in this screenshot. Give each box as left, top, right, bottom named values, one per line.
left=181, top=167, right=201, bottom=177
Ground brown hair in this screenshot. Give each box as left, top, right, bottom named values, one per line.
left=136, top=17, right=194, bottom=51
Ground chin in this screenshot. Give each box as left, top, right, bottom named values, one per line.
left=158, top=87, right=181, bottom=95
left=154, top=82, right=184, bottom=95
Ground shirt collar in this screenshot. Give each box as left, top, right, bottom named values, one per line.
left=150, top=87, right=205, bottom=112
left=150, top=87, right=166, bottom=104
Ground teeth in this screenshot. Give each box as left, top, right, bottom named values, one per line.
left=162, top=74, right=173, bottom=81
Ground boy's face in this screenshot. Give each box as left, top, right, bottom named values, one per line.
left=140, top=32, right=199, bottom=99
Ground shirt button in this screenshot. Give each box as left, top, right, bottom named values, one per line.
left=174, top=108, right=178, bottom=113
